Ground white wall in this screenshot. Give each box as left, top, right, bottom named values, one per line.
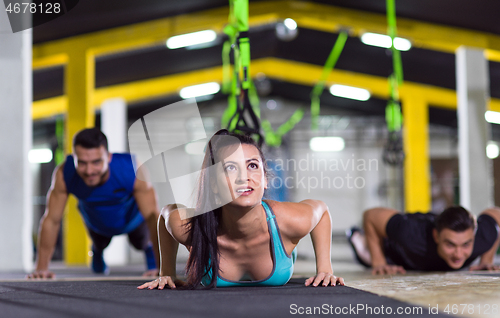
left=0, top=9, right=33, bottom=271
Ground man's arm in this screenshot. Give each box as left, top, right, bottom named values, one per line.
left=363, top=207, right=406, bottom=275
left=133, top=177, right=161, bottom=274
left=471, top=207, right=500, bottom=270
left=27, top=165, right=68, bottom=279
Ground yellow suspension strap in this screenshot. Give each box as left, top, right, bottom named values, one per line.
left=383, top=0, right=405, bottom=166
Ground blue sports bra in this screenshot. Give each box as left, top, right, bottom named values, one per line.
left=201, top=201, right=297, bottom=287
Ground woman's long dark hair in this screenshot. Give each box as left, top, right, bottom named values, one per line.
left=184, top=130, right=267, bottom=289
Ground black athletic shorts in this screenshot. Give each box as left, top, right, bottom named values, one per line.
left=87, top=221, right=151, bottom=252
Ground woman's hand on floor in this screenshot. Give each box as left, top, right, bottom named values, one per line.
left=137, top=276, right=185, bottom=290
left=305, top=272, right=345, bottom=287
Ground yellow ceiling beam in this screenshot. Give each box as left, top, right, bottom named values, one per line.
left=32, top=4, right=279, bottom=69
left=33, top=7, right=225, bottom=63
left=284, top=2, right=500, bottom=55
left=32, top=1, right=500, bottom=70
left=257, top=58, right=459, bottom=108
left=32, top=57, right=500, bottom=120
left=32, top=96, right=67, bottom=119
left=490, top=99, right=500, bottom=113
left=94, top=66, right=223, bottom=105
left=32, top=53, right=68, bottom=70
left=486, top=49, right=500, bottom=64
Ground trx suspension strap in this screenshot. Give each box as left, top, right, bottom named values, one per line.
left=261, top=31, right=348, bottom=147
left=383, top=0, right=405, bottom=166
left=221, top=0, right=263, bottom=145
left=221, top=4, right=347, bottom=147
left=55, top=116, right=65, bottom=165
left=310, top=31, right=348, bottom=130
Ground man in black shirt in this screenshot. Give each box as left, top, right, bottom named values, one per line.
left=348, top=206, right=500, bottom=275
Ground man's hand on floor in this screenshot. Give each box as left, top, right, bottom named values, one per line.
left=372, top=264, right=406, bottom=275
left=26, top=269, right=55, bottom=279
left=142, top=269, right=159, bottom=277
left=469, top=264, right=500, bottom=271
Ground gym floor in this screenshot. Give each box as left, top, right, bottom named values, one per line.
left=1, top=241, right=499, bottom=318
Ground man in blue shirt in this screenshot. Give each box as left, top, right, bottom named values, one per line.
left=28, top=128, right=161, bottom=278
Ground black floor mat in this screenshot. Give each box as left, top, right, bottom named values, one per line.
left=0, top=278, right=453, bottom=318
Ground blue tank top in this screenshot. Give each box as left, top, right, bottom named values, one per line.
left=201, top=201, right=297, bottom=287
left=63, top=153, right=144, bottom=236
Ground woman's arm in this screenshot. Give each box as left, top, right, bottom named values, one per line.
left=302, top=200, right=344, bottom=287
left=138, top=204, right=191, bottom=290
left=275, top=200, right=344, bottom=287
left=308, top=201, right=333, bottom=275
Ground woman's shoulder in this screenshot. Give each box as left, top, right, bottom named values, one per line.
left=263, top=200, right=323, bottom=239
left=263, top=199, right=325, bottom=215
left=160, top=204, right=192, bottom=246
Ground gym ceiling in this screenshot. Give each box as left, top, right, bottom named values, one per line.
left=31, top=0, right=500, bottom=132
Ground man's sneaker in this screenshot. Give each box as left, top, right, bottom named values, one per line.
left=91, top=248, right=109, bottom=275
left=346, top=227, right=371, bottom=268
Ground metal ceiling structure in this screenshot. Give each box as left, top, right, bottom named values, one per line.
left=32, top=0, right=500, bottom=44
left=32, top=0, right=500, bottom=126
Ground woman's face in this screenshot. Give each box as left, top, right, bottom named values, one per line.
left=214, top=143, right=267, bottom=208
